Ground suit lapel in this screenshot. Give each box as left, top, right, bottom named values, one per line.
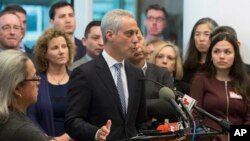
left=95, top=55, right=126, bottom=119
left=124, top=62, right=135, bottom=120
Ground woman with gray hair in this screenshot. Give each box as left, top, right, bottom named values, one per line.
left=0, top=50, right=50, bottom=141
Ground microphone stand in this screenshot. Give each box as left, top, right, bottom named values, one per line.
left=198, top=115, right=210, bottom=132
left=177, top=96, right=195, bottom=125
left=194, top=105, right=230, bottom=132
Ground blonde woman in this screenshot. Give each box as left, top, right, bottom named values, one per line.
left=148, top=40, right=189, bottom=94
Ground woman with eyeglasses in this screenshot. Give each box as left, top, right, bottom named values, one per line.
left=27, top=28, right=75, bottom=141
left=0, top=50, right=49, bottom=141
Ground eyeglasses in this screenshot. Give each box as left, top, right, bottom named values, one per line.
left=23, top=74, right=41, bottom=82
left=1, top=25, right=21, bottom=32
left=147, top=16, right=165, bottom=22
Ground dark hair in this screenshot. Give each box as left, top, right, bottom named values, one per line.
left=2, top=4, right=26, bottom=15
left=210, top=25, right=238, bottom=41
left=49, top=1, right=74, bottom=19
left=84, top=21, right=101, bottom=38
left=145, top=4, right=168, bottom=19
left=183, top=17, right=218, bottom=71
left=205, top=32, right=250, bottom=107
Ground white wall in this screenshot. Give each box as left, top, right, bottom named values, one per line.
left=183, top=0, right=250, bottom=64
left=74, top=0, right=93, bottom=39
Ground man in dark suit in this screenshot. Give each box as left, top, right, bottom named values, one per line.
left=49, top=1, right=86, bottom=61
left=127, top=29, right=179, bottom=128
left=65, top=9, right=147, bottom=141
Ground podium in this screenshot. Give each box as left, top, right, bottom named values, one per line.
left=118, top=133, right=178, bottom=141
left=184, top=131, right=223, bottom=141
left=117, top=128, right=223, bottom=141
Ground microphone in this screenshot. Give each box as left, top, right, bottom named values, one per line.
left=180, top=93, right=231, bottom=132
left=159, top=87, right=189, bottom=124
left=177, top=96, right=195, bottom=123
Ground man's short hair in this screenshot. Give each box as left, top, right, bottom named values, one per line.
left=145, top=4, right=168, bottom=19
left=49, top=1, right=74, bottom=20
left=2, top=4, right=26, bottom=15
left=84, top=21, right=101, bottom=38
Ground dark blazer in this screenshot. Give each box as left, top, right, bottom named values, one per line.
left=74, top=37, right=86, bottom=61
left=0, top=110, right=49, bottom=141
left=27, top=71, right=71, bottom=136
left=65, top=54, right=147, bottom=141
left=27, top=72, right=55, bottom=136
left=24, top=44, right=33, bottom=54
left=23, top=44, right=35, bottom=62
left=144, top=63, right=178, bottom=123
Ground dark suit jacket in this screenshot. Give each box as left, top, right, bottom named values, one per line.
left=74, top=37, right=86, bottom=61
left=27, top=72, right=56, bottom=136
left=23, top=44, right=34, bottom=61
left=0, top=110, right=49, bottom=141
left=65, top=54, right=147, bottom=141
left=24, top=44, right=33, bottom=54
left=144, top=63, right=179, bottom=124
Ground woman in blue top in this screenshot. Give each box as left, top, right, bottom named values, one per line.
left=27, top=28, right=75, bottom=141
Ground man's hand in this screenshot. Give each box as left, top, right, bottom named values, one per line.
left=96, top=120, right=112, bottom=141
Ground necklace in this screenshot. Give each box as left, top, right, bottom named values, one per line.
left=48, top=72, right=67, bottom=85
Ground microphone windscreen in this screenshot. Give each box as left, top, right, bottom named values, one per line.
left=159, top=87, right=175, bottom=101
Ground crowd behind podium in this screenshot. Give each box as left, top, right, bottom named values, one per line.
left=0, top=1, right=250, bottom=141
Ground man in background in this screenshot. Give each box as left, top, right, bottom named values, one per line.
left=127, top=29, right=178, bottom=127
left=68, top=20, right=104, bottom=70
left=2, top=4, right=32, bottom=54
left=144, top=4, right=168, bottom=42
left=49, top=1, right=86, bottom=61
left=0, top=11, right=22, bottom=51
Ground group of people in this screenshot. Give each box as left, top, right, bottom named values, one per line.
left=0, top=1, right=250, bottom=141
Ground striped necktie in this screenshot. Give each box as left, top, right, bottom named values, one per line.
left=114, top=63, right=126, bottom=115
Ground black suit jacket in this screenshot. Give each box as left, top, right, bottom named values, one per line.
left=25, top=46, right=32, bottom=54
left=23, top=44, right=37, bottom=67
left=65, top=54, right=147, bottom=141
left=74, top=37, right=86, bottom=61
left=144, top=63, right=179, bottom=123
